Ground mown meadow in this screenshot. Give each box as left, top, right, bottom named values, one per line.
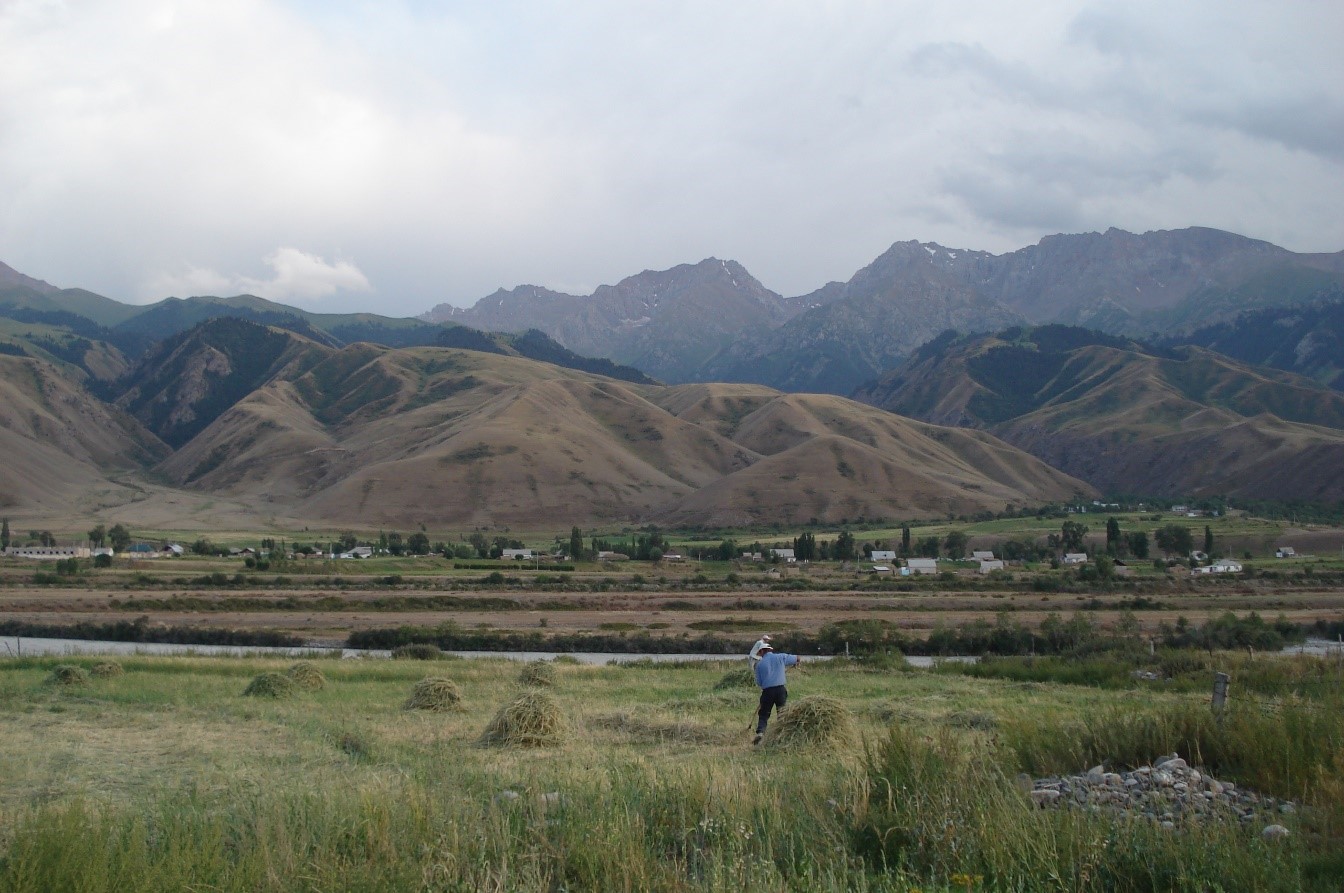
left=0, top=650, right=1340, bottom=892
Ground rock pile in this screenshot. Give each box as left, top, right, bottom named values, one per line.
left=1025, top=754, right=1296, bottom=836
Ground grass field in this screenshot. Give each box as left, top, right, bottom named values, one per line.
left=1, top=650, right=1340, bottom=891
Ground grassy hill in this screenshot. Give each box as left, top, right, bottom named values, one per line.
left=855, top=325, right=1344, bottom=500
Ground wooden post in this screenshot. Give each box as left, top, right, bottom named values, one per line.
left=1212, top=672, right=1230, bottom=714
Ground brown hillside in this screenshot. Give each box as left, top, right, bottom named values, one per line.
left=149, top=346, right=1090, bottom=527
left=0, top=356, right=166, bottom=513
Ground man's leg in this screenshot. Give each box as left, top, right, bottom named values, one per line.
left=755, top=686, right=786, bottom=738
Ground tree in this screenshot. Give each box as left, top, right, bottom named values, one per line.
left=1059, top=520, right=1089, bottom=553
left=900, top=524, right=911, bottom=557
left=88, top=524, right=107, bottom=548
left=834, top=530, right=857, bottom=561
left=1127, top=530, right=1150, bottom=559
left=1105, top=518, right=1121, bottom=555
left=469, top=532, right=490, bottom=557
left=569, top=526, right=583, bottom=560
left=0, top=518, right=7, bottom=549
left=793, top=531, right=817, bottom=561
left=108, top=524, right=131, bottom=552
left=917, top=535, right=941, bottom=558
left=1204, top=525, right=1214, bottom=557
left=386, top=531, right=405, bottom=556
left=943, top=530, right=968, bottom=560
left=1154, top=524, right=1194, bottom=557
left=406, top=532, right=430, bottom=555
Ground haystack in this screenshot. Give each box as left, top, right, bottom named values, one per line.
left=286, top=661, right=327, bottom=691
left=480, top=691, right=567, bottom=747
left=762, top=696, right=857, bottom=750
left=404, top=676, right=465, bottom=712
left=714, top=667, right=756, bottom=691
left=518, top=661, right=557, bottom=688
left=90, top=661, right=125, bottom=679
left=243, top=672, right=297, bottom=698
left=391, top=643, right=445, bottom=660
left=46, top=665, right=90, bottom=686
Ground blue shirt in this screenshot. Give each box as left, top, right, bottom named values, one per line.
left=753, top=652, right=798, bottom=688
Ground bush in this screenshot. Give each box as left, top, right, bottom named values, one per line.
left=243, top=672, right=297, bottom=698
left=285, top=661, right=326, bottom=691
left=479, top=691, right=567, bottom=748
left=403, top=677, right=464, bottom=712
left=391, top=644, right=444, bottom=661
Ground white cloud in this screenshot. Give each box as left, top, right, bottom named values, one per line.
left=147, top=248, right=370, bottom=302
left=1, top=0, right=1341, bottom=313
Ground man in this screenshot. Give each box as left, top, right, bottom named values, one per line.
left=747, top=634, right=772, bottom=666
left=751, top=642, right=799, bottom=745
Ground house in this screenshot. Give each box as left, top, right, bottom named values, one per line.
left=339, top=546, right=374, bottom=559
left=978, top=559, right=1005, bottom=574
left=1113, top=559, right=1133, bottom=577
left=661, top=553, right=686, bottom=562
left=1211, top=559, right=1243, bottom=573
left=1189, top=551, right=1208, bottom=563
left=902, top=558, right=938, bottom=575
left=501, top=549, right=536, bottom=560
left=869, top=564, right=893, bottom=575
left=870, top=550, right=897, bottom=561
left=1062, top=552, right=1088, bottom=565
left=1275, top=547, right=1296, bottom=558
left=163, top=543, right=185, bottom=557
left=3, top=545, right=92, bottom=560
left=769, top=548, right=796, bottom=563
left=597, top=551, right=628, bottom=561
left=971, top=550, right=996, bottom=561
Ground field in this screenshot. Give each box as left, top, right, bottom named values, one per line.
left=1, top=649, right=1341, bottom=891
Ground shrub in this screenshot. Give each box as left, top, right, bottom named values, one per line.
left=243, top=672, right=297, bottom=698
left=45, top=665, right=90, bottom=686
left=403, top=677, right=464, bottom=712
left=761, top=695, right=856, bottom=750
left=479, top=691, right=567, bottom=748
left=89, top=661, right=124, bottom=679
left=391, top=644, right=444, bottom=661
left=518, top=661, right=557, bottom=688
left=285, top=661, right=326, bottom=691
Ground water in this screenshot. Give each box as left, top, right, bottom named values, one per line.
left=0, top=637, right=756, bottom=665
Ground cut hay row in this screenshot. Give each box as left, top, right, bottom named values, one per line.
left=762, top=696, right=856, bottom=750
left=518, top=661, right=557, bottom=688
left=286, top=661, right=326, bottom=691
left=404, top=676, right=464, bottom=712
left=243, top=672, right=298, bottom=698
left=479, top=690, right=567, bottom=748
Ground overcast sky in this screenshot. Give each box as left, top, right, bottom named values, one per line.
left=3, top=1, right=1342, bottom=315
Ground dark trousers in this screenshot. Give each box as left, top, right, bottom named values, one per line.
left=756, top=685, right=788, bottom=733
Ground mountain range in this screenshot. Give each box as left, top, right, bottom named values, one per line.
left=424, top=227, right=1344, bottom=395
left=3, top=225, right=1343, bottom=529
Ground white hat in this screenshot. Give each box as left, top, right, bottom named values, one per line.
left=748, top=635, right=774, bottom=660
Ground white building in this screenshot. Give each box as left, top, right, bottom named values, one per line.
left=1276, top=547, right=1296, bottom=558
left=870, top=550, right=897, bottom=561
left=3, top=546, right=92, bottom=560
left=1062, top=553, right=1088, bottom=565
left=978, top=559, right=1005, bottom=574
left=770, top=548, right=797, bottom=563
left=902, top=558, right=938, bottom=575
left=971, top=550, right=996, bottom=561
left=501, top=549, right=537, bottom=560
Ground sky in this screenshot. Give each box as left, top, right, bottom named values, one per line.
left=2, top=0, right=1342, bottom=316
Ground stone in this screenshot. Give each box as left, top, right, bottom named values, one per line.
left=494, top=790, right=521, bottom=804
left=1031, top=789, right=1062, bottom=806
left=1262, top=824, right=1290, bottom=841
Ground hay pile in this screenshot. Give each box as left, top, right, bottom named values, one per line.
left=479, top=691, right=567, bottom=748
left=46, top=665, right=90, bottom=686
left=518, top=661, right=557, bottom=688
left=762, top=696, right=857, bottom=750
left=391, top=644, right=445, bottom=660
left=404, top=676, right=465, bottom=712
left=90, top=661, right=125, bottom=679
left=243, top=672, right=298, bottom=698
left=286, top=661, right=327, bottom=691
left=714, top=667, right=756, bottom=691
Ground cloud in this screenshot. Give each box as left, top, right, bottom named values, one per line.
left=147, top=248, right=371, bottom=302
left=1, top=1, right=1342, bottom=313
